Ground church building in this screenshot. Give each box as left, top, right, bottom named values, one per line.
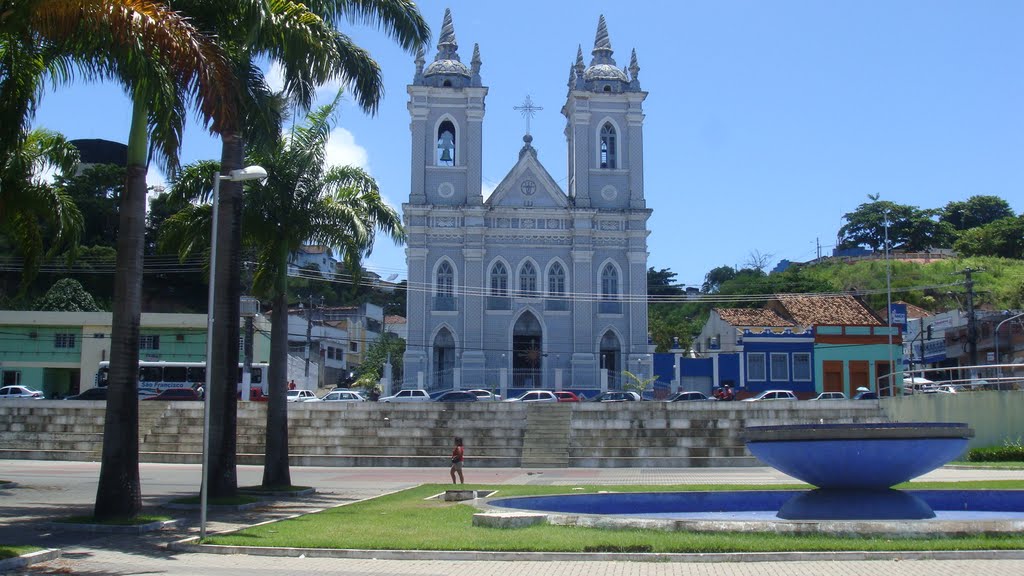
left=402, top=10, right=652, bottom=393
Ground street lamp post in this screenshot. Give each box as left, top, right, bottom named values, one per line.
left=883, top=211, right=895, bottom=394
left=201, top=166, right=267, bottom=540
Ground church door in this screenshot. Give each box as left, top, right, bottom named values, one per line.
left=432, top=328, right=455, bottom=390
left=512, top=312, right=543, bottom=388
left=599, top=331, right=621, bottom=389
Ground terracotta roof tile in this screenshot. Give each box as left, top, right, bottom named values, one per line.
left=774, top=294, right=881, bottom=326
left=385, top=315, right=407, bottom=325
left=715, top=308, right=794, bottom=327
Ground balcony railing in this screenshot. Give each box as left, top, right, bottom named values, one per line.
left=486, top=296, right=511, bottom=310
left=512, top=368, right=542, bottom=389
left=433, top=295, right=456, bottom=311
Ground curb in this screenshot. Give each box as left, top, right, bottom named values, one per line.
left=46, top=519, right=181, bottom=534
left=238, top=487, right=316, bottom=498
left=0, top=548, right=61, bottom=572
left=164, top=539, right=1024, bottom=563
left=163, top=502, right=262, bottom=511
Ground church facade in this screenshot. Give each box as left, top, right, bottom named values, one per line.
left=402, top=10, right=652, bottom=392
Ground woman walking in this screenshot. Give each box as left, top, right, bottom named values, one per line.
left=450, top=437, right=465, bottom=484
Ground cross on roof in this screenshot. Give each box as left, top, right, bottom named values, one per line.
left=513, top=95, right=543, bottom=135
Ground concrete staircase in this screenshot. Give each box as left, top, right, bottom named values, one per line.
left=521, top=404, right=573, bottom=467
left=0, top=399, right=888, bottom=468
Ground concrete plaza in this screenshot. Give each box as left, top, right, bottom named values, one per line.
left=2, top=460, right=1024, bottom=575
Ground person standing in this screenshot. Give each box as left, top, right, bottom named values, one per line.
left=450, top=437, right=465, bottom=484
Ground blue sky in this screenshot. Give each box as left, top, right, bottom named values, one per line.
left=32, top=1, right=1024, bottom=288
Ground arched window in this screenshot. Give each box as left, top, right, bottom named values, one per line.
left=437, top=120, right=456, bottom=166
left=601, top=263, right=618, bottom=298
left=437, top=261, right=454, bottom=296
left=434, top=260, right=455, bottom=311
left=599, top=122, right=616, bottom=169
left=548, top=263, right=566, bottom=296
left=519, top=262, right=538, bottom=297
left=490, top=262, right=508, bottom=296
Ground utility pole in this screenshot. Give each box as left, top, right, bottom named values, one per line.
left=303, top=294, right=313, bottom=386
left=953, top=267, right=983, bottom=371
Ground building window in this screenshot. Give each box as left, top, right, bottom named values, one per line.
left=437, top=120, right=456, bottom=166
left=548, top=263, right=566, bottom=295
left=599, top=263, right=620, bottom=314
left=54, top=333, right=76, bottom=349
left=490, top=262, right=508, bottom=296
left=436, top=261, right=454, bottom=296
left=519, top=262, right=538, bottom=297
left=770, top=353, right=789, bottom=381
left=600, top=122, right=617, bottom=169
left=140, top=335, right=160, bottom=350
left=747, top=353, right=766, bottom=381
left=1, top=371, right=21, bottom=386
left=793, top=353, right=812, bottom=381
left=350, top=341, right=358, bottom=353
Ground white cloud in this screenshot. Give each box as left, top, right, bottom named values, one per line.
left=325, top=127, right=370, bottom=173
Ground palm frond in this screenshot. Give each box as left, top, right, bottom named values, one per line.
left=309, top=0, right=430, bottom=53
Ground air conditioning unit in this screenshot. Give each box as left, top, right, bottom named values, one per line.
left=240, top=296, right=261, bottom=317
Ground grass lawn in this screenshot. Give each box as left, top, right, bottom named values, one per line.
left=205, top=482, right=1024, bottom=553
left=950, top=461, right=1024, bottom=470
left=58, top=515, right=172, bottom=526
left=0, top=546, right=41, bottom=560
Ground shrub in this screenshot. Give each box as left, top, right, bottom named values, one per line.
left=967, top=438, right=1024, bottom=462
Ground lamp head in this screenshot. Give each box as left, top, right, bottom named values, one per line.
left=228, top=165, right=268, bottom=181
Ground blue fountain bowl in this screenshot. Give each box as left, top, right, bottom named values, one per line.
left=744, top=423, right=973, bottom=489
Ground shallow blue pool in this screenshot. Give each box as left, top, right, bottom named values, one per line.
left=489, top=490, right=1024, bottom=521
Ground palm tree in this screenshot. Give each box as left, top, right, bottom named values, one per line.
left=0, top=128, right=82, bottom=290
left=2, top=0, right=239, bottom=520
left=168, top=0, right=428, bottom=498
left=163, top=94, right=404, bottom=487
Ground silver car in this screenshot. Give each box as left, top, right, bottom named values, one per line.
left=0, top=385, right=44, bottom=399
left=320, top=390, right=366, bottom=402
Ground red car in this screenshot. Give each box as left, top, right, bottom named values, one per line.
left=143, top=388, right=200, bottom=401
left=554, top=391, right=581, bottom=402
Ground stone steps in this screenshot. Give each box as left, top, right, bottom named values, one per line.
left=0, top=400, right=887, bottom=468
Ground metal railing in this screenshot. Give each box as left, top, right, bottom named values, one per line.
left=878, top=363, right=1024, bottom=397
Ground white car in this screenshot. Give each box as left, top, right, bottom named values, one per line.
left=742, top=390, right=798, bottom=402
left=287, top=389, right=318, bottom=402
left=467, top=389, right=501, bottom=401
left=809, top=392, right=846, bottom=401
left=319, top=390, right=366, bottom=402
left=0, top=385, right=44, bottom=399
left=378, top=389, right=431, bottom=403
left=506, top=390, right=558, bottom=403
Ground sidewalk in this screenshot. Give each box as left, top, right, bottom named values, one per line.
left=3, top=460, right=1024, bottom=575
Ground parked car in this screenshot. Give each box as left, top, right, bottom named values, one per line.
left=553, top=391, right=581, bottom=402
left=65, top=387, right=108, bottom=401
left=506, top=390, right=558, bottom=403
left=590, top=391, right=641, bottom=402
left=378, top=389, right=432, bottom=403
left=320, top=390, right=366, bottom=402
left=936, top=385, right=961, bottom=394
left=137, top=389, right=158, bottom=399
left=286, top=389, right=318, bottom=402
left=433, top=390, right=478, bottom=403
left=902, top=376, right=936, bottom=395
left=0, top=385, right=44, bottom=399
left=467, top=389, right=501, bottom=401
left=667, top=391, right=713, bottom=402
left=742, top=390, right=798, bottom=402
left=852, top=389, right=878, bottom=400
left=809, top=392, right=846, bottom=401
left=143, top=388, right=200, bottom=401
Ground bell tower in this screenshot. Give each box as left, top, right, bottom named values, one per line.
left=563, top=15, right=646, bottom=210
left=408, top=9, right=487, bottom=207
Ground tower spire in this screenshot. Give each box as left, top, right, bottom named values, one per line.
left=591, top=14, right=615, bottom=65
left=435, top=8, right=460, bottom=61
left=629, top=48, right=640, bottom=89
left=471, top=43, right=482, bottom=86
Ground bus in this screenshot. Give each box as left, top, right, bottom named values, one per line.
left=95, top=361, right=270, bottom=396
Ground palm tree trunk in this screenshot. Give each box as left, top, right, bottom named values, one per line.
left=262, top=246, right=291, bottom=486
left=208, top=131, right=243, bottom=498
left=93, top=92, right=147, bottom=520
